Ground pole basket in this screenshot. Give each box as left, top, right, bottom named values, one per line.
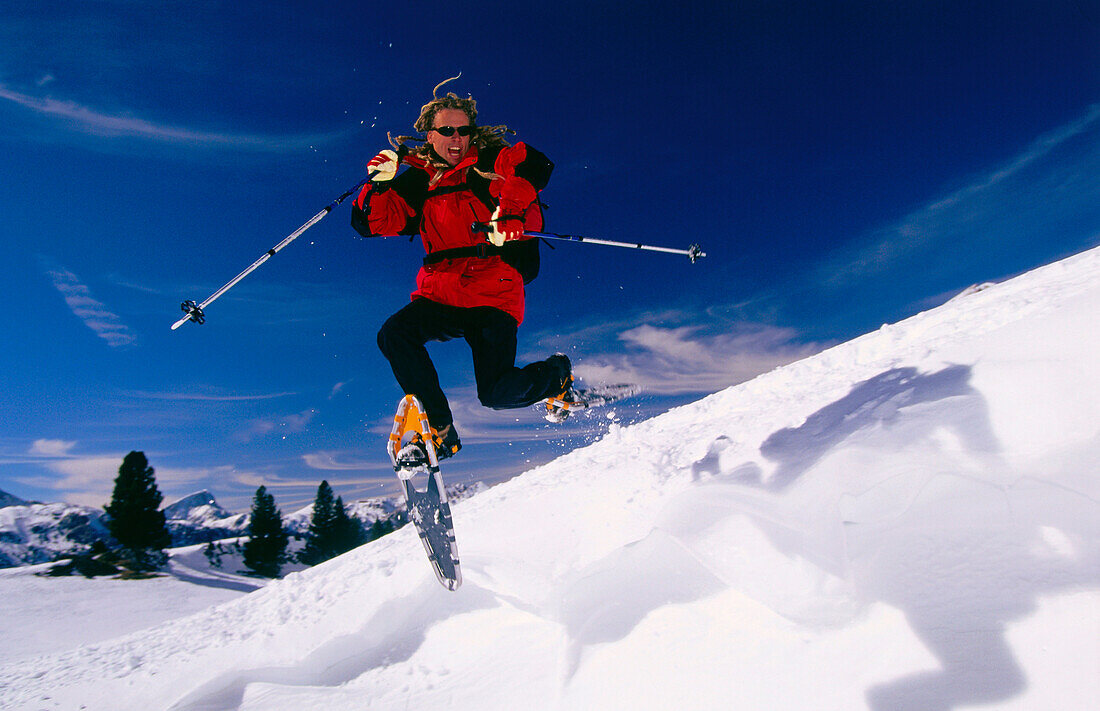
left=180, top=300, right=206, bottom=325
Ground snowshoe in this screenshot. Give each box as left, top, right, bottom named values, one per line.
left=544, top=374, right=579, bottom=423
left=431, top=424, right=462, bottom=461
left=542, top=381, right=641, bottom=422
left=387, top=395, right=462, bottom=590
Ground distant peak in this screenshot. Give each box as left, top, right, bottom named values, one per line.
left=0, top=488, right=31, bottom=508
left=163, top=490, right=227, bottom=519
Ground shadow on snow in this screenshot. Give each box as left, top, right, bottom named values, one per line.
left=685, top=365, right=1100, bottom=710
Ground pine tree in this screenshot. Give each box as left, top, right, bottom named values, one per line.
left=299, top=480, right=338, bottom=565
left=332, top=495, right=365, bottom=555
left=299, top=483, right=365, bottom=565
left=366, top=517, right=397, bottom=542
left=242, top=486, right=288, bottom=578
left=103, top=451, right=171, bottom=570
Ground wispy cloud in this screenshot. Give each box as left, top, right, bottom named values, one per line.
left=21, top=455, right=124, bottom=505
left=821, top=103, right=1100, bottom=287
left=129, top=390, right=297, bottom=402
left=302, top=451, right=390, bottom=472
left=29, top=439, right=77, bottom=457
left=237, top=408, right=318, bottom=442
left=0, top=83, right=348, bottom=153
left=575, top=322, right=823, bottom=395
left=12, top=440, right=216, bottom=507
left=527, top=309, right=824, bottom=397
left=44, top=262, right=136, bottom=347
left=230, top=470, right=394, bottom=500
left=302, top=452, right=364, bottom=471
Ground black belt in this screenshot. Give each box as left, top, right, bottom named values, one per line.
left=423, top=243, right=509, bottom=265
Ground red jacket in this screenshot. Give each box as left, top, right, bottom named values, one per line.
left=351, top=143, right=553, bottom=324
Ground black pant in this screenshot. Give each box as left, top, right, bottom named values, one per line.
left=377, top=298, right=565, bottom=429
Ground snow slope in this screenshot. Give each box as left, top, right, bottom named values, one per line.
left=3, top=247, right=1099, bottom=710
left=0, top=554, right=254, bottom=666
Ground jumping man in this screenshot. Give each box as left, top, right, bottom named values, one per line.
left=351, top=77, right=574, bottom=461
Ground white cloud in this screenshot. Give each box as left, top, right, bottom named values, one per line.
left=0, top=83, right=347, bottom=153
left=302, top=451, right=388, bottom=472
left=45, top=264, right=136, bottom=347
left=619, top=325, right=711, bottom=363
left=44, top=454, right=128, bottom=492
left=29, top=439, right=77, bottom=457
left=575, top=323, right=822, bottom=395
left=530, top=311, right=825, bottom=397
left=15, top=445, right=243, bottom=507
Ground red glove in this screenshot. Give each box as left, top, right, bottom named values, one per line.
left=367, top=149, right=398, bottom=182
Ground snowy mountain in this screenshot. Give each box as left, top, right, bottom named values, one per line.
left=0, top=488, right=30, bottom=508
left=0, top=491, right=252, bottom=566
left=2, top=247, right=1099, bottom=710
left=163, top=490, right=249, bottom=545
left=163, top=490, right=237, bottom=521
left=0, top=501, right=112, bottom=568
left=0, top=485, right=485, bottom=567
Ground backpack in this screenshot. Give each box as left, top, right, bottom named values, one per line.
left=500, top=237, right=540, bottom=285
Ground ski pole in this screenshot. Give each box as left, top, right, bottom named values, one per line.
left=171, top=177, right=372, bottom=330
left=471, top=223, right=706, bottom=263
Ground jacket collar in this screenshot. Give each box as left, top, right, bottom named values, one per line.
left=407, top=146, right=480, bottom=183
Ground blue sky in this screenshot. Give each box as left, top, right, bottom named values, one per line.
left=1, top=0, right=1097, bottom=511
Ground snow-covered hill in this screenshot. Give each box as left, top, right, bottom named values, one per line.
left=0, top=491, right=251, bottom=566
left=0, top=500, right=112, bottom=567
left=3, top=247, right=1099, bottom=710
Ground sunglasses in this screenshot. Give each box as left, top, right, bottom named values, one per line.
left=431, top=125, right=475, bottom=137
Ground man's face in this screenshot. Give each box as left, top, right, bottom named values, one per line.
left=426, top=108, right=474, bottom=166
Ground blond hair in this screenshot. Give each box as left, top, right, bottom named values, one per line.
left=389, top=75, right=513, bottom=181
